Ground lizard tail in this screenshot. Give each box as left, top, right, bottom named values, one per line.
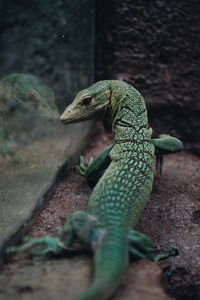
left=74, top=232, right=128, bottom=300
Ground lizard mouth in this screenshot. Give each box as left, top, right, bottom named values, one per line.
left=60, top=113, right=91, bottom=124
left=60, top=103, right=109, bottom=124
left=60, top=115, right=74, bottom=124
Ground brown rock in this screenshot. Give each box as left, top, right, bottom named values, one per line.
left=115, top=260, right=169, bottom=300
left=0, top=257, right=169, bottom=300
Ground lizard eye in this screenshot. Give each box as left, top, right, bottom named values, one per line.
left=82, top=96, right=92, bottom=106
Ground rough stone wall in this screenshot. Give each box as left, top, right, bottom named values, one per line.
left=96, top=0, right=200, bottom=144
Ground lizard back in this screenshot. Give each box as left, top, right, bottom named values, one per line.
left=88, top=81, right=154, bottom=230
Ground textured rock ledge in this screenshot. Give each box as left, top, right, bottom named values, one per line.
left=0, top=73, right=93, bottom=255
left=0, top=120, right=92, bottom=254
left=0, top=257, right=169, bottom=300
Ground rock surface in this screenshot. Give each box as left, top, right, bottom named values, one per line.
left=1, top=124, right=199, bottom=299
left=138, top=152, right=200, bottom=299
left=96, top=0, right=200, bottom=145
left=0, top=120, right=92, bottom=252
left=0, top=257, right=169, bottom=300
left=0, top=0, right=95, bottom=256
left=0, top=73, right=93, bottom=253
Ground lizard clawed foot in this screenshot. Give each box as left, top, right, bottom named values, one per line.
left=154, top=246, right=179, bottom=262
left=6, top=236, right=63, bottom=256
left=6, top=212, right=104, bottom=258
left=152, top=134, right=183, bottom=175
left=75, top=156, right=94, bottom=177
left=127, top=230, right=155, bottom=261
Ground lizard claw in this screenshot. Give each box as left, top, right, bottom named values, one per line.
left=75, top=156, right=94, bottom=177
left=154, top=246, right=179, bottom=262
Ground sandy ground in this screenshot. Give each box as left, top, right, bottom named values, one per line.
left=1, top=123, right=200, bottom=299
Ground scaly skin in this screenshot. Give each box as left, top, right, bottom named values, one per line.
left=7, top=80, right=183, bottom=300
left=60, top=80, right=182, bottom=300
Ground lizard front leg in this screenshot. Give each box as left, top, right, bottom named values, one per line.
left=76, top=144, right=113, bottom=185
left=152, top=134, right=183, bottom=174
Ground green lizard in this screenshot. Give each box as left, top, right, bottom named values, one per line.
left=7, top=80, right=183, bottom=300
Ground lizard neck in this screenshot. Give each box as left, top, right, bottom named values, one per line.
left=109, top=81, right=152, bottom=142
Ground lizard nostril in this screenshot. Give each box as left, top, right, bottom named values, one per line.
left=68, top=110, right=70, bottom=113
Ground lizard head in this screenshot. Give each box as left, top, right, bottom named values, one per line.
left=60, top=81, right=111, bottom=124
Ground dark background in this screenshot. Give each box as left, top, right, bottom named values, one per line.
left=96, top=0, right=200, bottom=146
left=0, top=0, right=199, bottom=148
left=0, top=0, right=94, bottom=112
